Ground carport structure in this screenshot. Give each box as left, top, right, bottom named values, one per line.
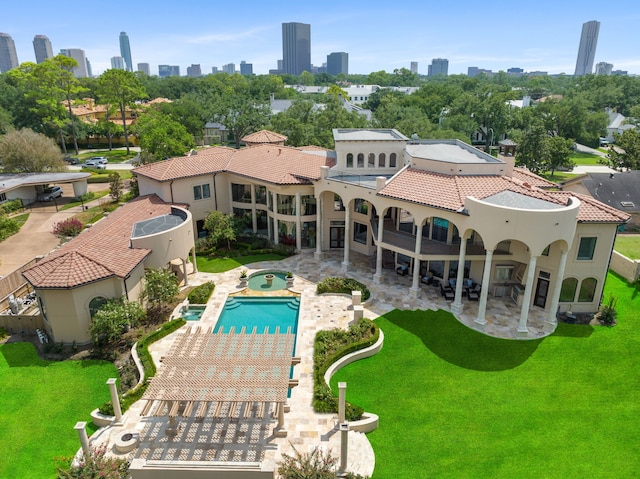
left=140, top=325, right=299, bottom=438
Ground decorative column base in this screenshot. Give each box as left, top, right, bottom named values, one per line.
left=544, top=318, right=557, bottom=333
left=314, top=251, right=323, bottom=260
left=409, top=287, right=419, bottom=298
left=341, top=261, right=350, bottom=272
left=450, top=302, right=463, bottom=315
left=474, top=317, right=487, bottom=327
left=373, top=273, right=383, bottom=284
left=517, top=327, right=529, bottom=338
left=273, top=427, right=288, bottom=438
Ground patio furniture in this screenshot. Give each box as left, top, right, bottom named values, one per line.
left=396, top=263, right=409, bottom=276
left=467, top=284, right=481, bottom=301
left=440, top=283, right=454, bottom=301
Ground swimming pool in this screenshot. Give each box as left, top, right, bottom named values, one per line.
left=215, top=296, right=300, bottom=334
left=247, top=271, right=287, bottom=292
left=181, top=305, right=206, bottom=321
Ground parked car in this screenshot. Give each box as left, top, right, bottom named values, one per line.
left=38, top=186, right=63, bottom=201
left=83, top=159, right=107, bottom=169
left=64, top=155, right=79, bottom=165
left=89, top=156, right=108, bottom=164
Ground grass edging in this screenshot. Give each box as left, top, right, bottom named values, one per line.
left=98, top=318, right=186, bottom=415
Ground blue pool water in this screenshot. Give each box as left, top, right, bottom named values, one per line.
left=247, top=271, right=287, bottom=292
left=214, top=296, right=300, bottom=334
left=181, top=305, right=206, bottom=321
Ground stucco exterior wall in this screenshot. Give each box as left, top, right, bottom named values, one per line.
left=609, top=250, right=640, bottom=282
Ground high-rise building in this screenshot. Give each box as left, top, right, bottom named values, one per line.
left=326, top=52, right=348, bottom=76
left=574, top=20, right=600, bottom=76
left=410, top=61, right=418, bottom=74
left=86, top=58, right=93, bottom=78
left=0, top=33, right=19, bottom=73
left=282, top=22, right=311, bottom=75
left=158, top=65, right=179, bottom=77
left=595, top=62, right=613, bottom=75
left=111, top=56, right=126, bottom=70
left=212, top=66, right=219, bottom=74
left=428, top=58, right=449, bottom=77
left=187, top=64, right=202, bottom=77
left=119, top=31, right=133, bottom=72
left=60, top=48, right=88, bottom=77
left=137, top=63, right=150, bottom=75
left=507, top=67, right=524, bottom=76
left=240, top=61, right=253, bottom=76
left=222, top=63, right=235, bottom=74
left=33, top=35, right=53, bottom=64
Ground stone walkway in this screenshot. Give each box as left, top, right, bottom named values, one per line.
left=92, top=249, right=554, bottom=478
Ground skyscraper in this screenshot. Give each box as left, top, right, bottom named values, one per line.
left=574, top=20, right=600, bottom=76
left=428, top=58, right=449, bottom=77
left=282, top=22, right=311, bottom=76
left=327, top=52, right=348, bottom=76
left=187, top=64, right=202, bottom=77
left=60, top=48, right=88, bottom=77
left=158, top=65, right=179, bottom=77
left=137, top=63, right=150, bottom=75
left=119, top=31, right=133, bottom=72
left=33, top=35, right=53, bottom=63
left=595, top=62, right=613, bottom=75
left=111, top=56, right=126, bottom=70
left=0, top=33, right=19, bottom=73
left=410, top=62, right=418, bottom=74
left=240, top=61, right=253, bottom=76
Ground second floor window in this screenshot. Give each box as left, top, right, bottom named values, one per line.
left=193, top=184, right=211, bottom=200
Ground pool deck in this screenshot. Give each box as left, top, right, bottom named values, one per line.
left=93, top=249, right=552, bottom=477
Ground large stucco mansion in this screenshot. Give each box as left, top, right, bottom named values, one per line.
left=131, top=128, right=628, bottom=337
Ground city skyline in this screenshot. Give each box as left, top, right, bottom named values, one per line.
left=2, top=0, right=640, bottom=76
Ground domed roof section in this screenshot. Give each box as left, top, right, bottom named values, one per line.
left=242, top=129, right=288, bottom=147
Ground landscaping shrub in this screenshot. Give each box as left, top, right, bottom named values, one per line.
left=52, top=217, right=83, bottom=238
left=0, top=198, right=23, bottom=214
left=316, top=277, right=371, bottom=301
left=597, top=296, right=617, bottom=326
left=0, top=215, right=20, bottom=241
left=312, top=318, right=379, bottom=420
left=58, top=443, right=129, bottom=478
left=187, top=281, right=215, bottom=304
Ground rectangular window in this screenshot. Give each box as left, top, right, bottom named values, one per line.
left=231, top=183, right=251, bottom=203
left=354, top=199, right=368, bottom=215
left=202, top=184, right=211, bottom=199
left=577, top=237, right=597, bottom=260
left=495, top=265, right=514, bottom=282
left=0, top=192, right=6, bottom=202
left=353, top=222, right=368, bottom=244
left=193, top=185, right=202, bottom=200
left=255, top=185, right=267, bottom=204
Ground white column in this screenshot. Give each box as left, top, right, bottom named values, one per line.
left=374, top=214, right=384, bottom=283
left=339, top=423, right=349, bottom=473
left=191, top=247, right=198, bottom=273
left=342, top=207, right=351, bottom=270
left=250, top=185, right=257, bottom=233
left=273, top=215, right=279, bottom=245
left=295, top=192, right=302, bottom=251
left=315, top=195, right=322, bottom=259
left=107, top=378, right=123, bottom=423
left=546, top=250, right=568, bottom=328
left=74, top=422, right=91, bottom=460
left=452, top=237, right=468, bottom=314
left=518, top=255, right=538, bottom=335
left=410, top=222, right=423, bottom=297
left=475, top=250, right=493, bottom=326
left=338, top=382, right=347, bottom=423
left=182, top=258, right=189, bottom=286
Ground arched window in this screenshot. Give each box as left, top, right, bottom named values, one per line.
left=357, top=153, right=364, bottom=168
left=559, top=278, right=578, bottom=302
left=368, top=153, right=375, bottom=167
left=378, top=153, right=386, bottom=167
left=578, top=277, right=597, bottom=302
left=346, top=153, right=353, bottom=168
left=89, top=296, right=108, bottom=317
left=390, top=153, right=397, bottom=167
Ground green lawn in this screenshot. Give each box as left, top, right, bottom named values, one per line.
left=77, top=150, right=137, bottom=163
left=60, top=191, right=110, bottom=211
left=332, top=272, right=639, bottom=478
left=0, top=343, right=118, bottom=478
left=569, top=151, right=604, bottom=165
left=196, top=253, right=288, bottom=273
left=614, top=234, right=640, bottom=260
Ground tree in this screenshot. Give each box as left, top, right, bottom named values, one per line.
left=605, top=129, right=640, bottom=170
left=515, top=121, right=548, bottom=175
left=545, top=135, right=575, bottom=178
left=97, top=69, right=147, bottom=154
left=0, top=128, right=65, bottom=172
left=94, top=115, right=124, bottom=151
left=89, top=297, right=145, bottom=346
left=108, top=172, right=123, bottom=202
left=141, top=267, right=180, bottom=311
left=203, top=211, right=236, bottom=250
left=133, top=109, right=195, bottom=161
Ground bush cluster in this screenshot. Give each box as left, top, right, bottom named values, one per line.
left=316, top=277, right=371, bottom=301
left=187, top=281, right=215, bottom=304
left=0, top=198, right=23, bottom=214
left=52, top=217, right=83, bottom=238
left=0, top=215, right=20, bottom=241
left=312, top=318, right=379, bottom=421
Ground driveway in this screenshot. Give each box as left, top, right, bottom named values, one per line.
left=0, top=183, right=111, bottom=276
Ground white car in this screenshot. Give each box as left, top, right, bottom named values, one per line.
left=89, top=156, right=108, bottom=164
left=83, top=159, right=107, bottom=169
left=38, top=186, right=63, bottom=201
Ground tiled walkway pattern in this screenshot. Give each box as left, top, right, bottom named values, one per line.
left=94, top=249, right=553, bottom=477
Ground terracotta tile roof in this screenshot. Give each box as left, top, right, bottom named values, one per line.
left=23, top=195, right=176, bottom=289
left=133, top=147, right=235, bottom=181
left=378, top=168, right=627, bottom=223
left=134, top=145, right=335, bottom=185
left=511, top=167, right=559, bottom=189
left=242, top=129, right=287, bottom=144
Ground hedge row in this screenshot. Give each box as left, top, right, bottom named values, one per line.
left=313, top=318, right=379, bottom=421
left=316, top=277, right=371, bottom=301
left=99, top=318, right=186, bottom=416
left=187, top=281, right=215, bottom=304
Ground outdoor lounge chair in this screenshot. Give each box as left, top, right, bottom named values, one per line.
left=467, top=284, right=481, bottom=301
left=440, top=282, right=454, bottom=301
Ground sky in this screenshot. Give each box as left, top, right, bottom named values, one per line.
left=3, top=0, right=640, bottom=77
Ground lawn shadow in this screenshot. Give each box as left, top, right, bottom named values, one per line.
left=552, top=322, right=594, bottom=338
left=0, top=342, right=49, bottom=367
left=383, top=309, right=543, bottom=372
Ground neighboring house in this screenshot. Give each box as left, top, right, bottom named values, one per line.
left=268, top=93, right=371, bottom=120
left=21, top=195, right=196, bottom=344
left=605, top=108, right=637, bottom=142
left=134, top=129, right=628, bottom=337
left=562, top=170, right=640, bottom=230
left=0, top=172, right=90, bottom=205
left=203, top=122, right=229, bottom=144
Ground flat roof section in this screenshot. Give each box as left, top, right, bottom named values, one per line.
left=0, top=172, right=91, bottom=194
left=406, top=141, right=502, bottom=164
left=132, top=211, right=186, bottom=238
left=483, top=190, right=562, bottom=210
left=333, top=128, right=409, bottom=142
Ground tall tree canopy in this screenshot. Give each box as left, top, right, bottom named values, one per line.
left=133, top=109, right=195, bottom=162
left=0, top=128, right=65, bottom=172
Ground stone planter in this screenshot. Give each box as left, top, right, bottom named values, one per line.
left=91, top=408, right=115, bottom=428
left=114, top=429, right=140, bottom=453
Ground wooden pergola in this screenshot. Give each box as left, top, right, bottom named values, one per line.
left=141, top=325, right=299, bottom=437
